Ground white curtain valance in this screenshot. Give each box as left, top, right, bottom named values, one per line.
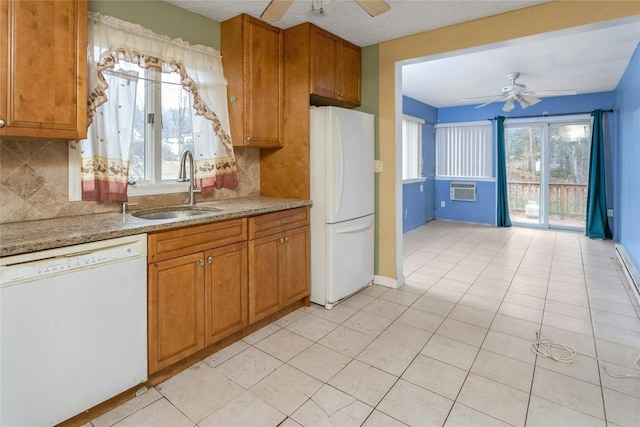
left=87, top=11, right=231, bottom=144
left=83, top=12, right=238, bottom=199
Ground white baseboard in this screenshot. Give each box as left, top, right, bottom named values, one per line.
left=373, top=274, right=404, bottom=289
left=615, top=243, right=640, bottom=312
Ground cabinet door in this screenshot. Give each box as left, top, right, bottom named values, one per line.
left=283, top=226, right=311, bottom=305
left=245, top=18, right=283, bottom=147
left=309, top=27, right=338, bottom=100
left=0, top=0, right=87, bottom=139
left=204, top=242, right=248, bottom=345
left=337, top=40, right=361, bottom=106
left=248, top=234, right=284, bottom=324
left=148, top=253, right=205, bottom=374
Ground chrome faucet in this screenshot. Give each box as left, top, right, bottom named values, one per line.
left=178, top=150, right=201, bottom=206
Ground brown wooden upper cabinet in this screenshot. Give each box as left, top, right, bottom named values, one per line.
left=0, top=0, right=87, bottom=140
left=221, top=14, right=283, bottom=148
left=309, top=25, right=361, bottom=107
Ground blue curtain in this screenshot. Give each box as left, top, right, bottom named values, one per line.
left=586, top=109, right=611, bottom=239
left=496, top=116, right=512, bottom=227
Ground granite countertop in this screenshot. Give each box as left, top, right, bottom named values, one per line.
left=0, top=196, right=312, bottom=257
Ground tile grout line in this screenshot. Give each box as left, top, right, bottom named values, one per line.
left=581, top=234, right=610, bottom=426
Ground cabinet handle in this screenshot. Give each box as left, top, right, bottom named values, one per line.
left=279, top=238, right=284, bottom=244
left=0, top=119, right=5, bottom=128
left=278, top=219, right=288, bottom=224
left=284, top=236, right=289, bottom=243
left=246, top=136, right=251, bottom=142
left=200, top=259, right=205, bottom=267
left=208, top=256, right=213, bottom=264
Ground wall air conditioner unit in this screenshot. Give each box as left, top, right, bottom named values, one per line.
left=450, top=182, right=476, bottom=202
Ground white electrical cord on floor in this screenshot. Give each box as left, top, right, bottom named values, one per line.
left=531, top=331, right=640, bottom=379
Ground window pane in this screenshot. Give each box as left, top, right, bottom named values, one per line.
left=505, top=125, right=543, bottom=225
left=161, top=72, right=193, bottom=181
left=113, top=62, right=147, bottom=183
left=402, top=119, right=421, bottom=180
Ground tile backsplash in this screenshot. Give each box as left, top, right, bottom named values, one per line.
left=0, top=140, right=260, bottom=224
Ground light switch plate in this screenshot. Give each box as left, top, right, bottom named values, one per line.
left=374, top=160, right=383, bottom=173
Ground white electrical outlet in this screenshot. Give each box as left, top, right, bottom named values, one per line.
left=420, top=184, right=423, bottom=192
left=374, top=160, right=383, bottom=173
left=607, top=209, right=614, bottom=217
left=441, top=201, right=445, bottom=208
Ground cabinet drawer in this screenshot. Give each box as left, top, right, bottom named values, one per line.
left=148, top=219, right=247, bottom=263
left=248, top=207, right=310, bottom=240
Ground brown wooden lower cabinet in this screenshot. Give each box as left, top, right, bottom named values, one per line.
left=147, top=220, right=248, bottom=375
left=148, top=252, right=205, bottom=374
left=282, top=225, right=310, bottom=305
left=248, top=233, right=284, bottom=323
left=205, top=242, right=248, bottom=346
left=147, top=209, right=309, bottom=375
left=248, top=207, right=311, bottom=324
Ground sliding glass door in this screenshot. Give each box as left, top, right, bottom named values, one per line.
left=505, top=117, right=591, bottom=230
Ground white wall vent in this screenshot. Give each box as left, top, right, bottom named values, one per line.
left=450, top=182, right=476, bottom=202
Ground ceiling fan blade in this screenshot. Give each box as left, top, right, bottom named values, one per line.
left=520, top=95, right=541, bottom=106
left=355, top=0, right=391, bottom=17
left=475, top=96, right=507, bottom=109
left=461, top=94, right=503, bottom=102
left=260, top=0, right=294, bottom=21
left=531, top=89, right=578, bottom=97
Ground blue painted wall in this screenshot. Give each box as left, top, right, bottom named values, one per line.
left=402, top=96, right=437, bottom=232
left=403, top=183, right=426, bottom=231
left=435, top=180, right=496, bottom=225
left=615, top=44, right=640, bottom=271
left=435, top=92, right=617, bottom=228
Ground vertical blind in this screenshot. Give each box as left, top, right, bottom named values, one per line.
left=402, top=116, right=423, bottom=180
left=435, top=121, right=492, bottom=178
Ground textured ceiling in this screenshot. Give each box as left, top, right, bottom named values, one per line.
left=163, top=0, right=549, bottom=47
left=164, top=1, right=640, bottom=109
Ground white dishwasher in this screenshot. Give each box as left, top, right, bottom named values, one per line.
left=1, top=234, right=148, bottom=427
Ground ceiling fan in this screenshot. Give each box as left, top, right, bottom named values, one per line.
left=261, top=0, right=391, bottom=21
left=464, top=72, right=577, bottom=112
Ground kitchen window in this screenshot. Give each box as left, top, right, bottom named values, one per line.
left=435, top=121, right=493, bottom=178
left=70, top=12, right=236, bottom=203
left=120, top=62, right=195, bottom=196
left=70, top=63, right=198, bottom=199
left=402, top=115, right=424, bottom=181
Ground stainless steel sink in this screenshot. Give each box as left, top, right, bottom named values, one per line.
left=132, top=206, right=222, bottom=220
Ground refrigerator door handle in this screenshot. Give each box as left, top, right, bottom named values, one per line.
left=335, top=218, right=374, bottom=234
left=336, top=116, right=344, bottom=216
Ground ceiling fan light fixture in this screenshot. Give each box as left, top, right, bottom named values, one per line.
left=502, top=98, right=515, bottom=112
left=517, top=96, right=530, bottom=109
left=309, top=0, right=326, bottom=16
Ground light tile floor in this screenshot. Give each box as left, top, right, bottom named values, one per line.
left=88, top=221, right=640, bottom=427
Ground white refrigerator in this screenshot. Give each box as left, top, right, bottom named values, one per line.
left=310, top=106, right=375, bottom=309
